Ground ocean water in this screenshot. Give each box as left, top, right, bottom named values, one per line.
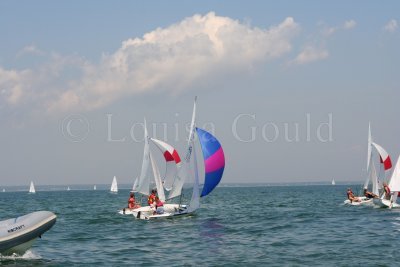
left=1, top=184, right=400, bottom=266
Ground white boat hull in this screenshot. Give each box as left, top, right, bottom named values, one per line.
left=0, top=211, right=56, bottom=255
left=373, top=198, right=400, bottom=208
left=125, top=204, right=190, bottom=220
left=343, top=197, right=373, bottom=206
left=118, top=207, right=137, bottom=215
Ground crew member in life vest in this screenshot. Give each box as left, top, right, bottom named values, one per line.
left=346, top=188, right=360, bottom=203
left=155, top=198, right=164, bottom=214
left=128, top=192, right=140, bottom=209
left=148, top=189, right=157, bottom=208
left=363, top=188, right=378, bottom=199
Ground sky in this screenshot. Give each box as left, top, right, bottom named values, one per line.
left=0, top=1, right=399, bottom=186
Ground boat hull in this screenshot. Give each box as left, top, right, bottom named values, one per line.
left=343, top=197, right=373, bottom=206
left=129, top=204, right=189, bottom=220
left=0, top=211, right=56, bottom=255
left=373, top=198, right=400, bottom=208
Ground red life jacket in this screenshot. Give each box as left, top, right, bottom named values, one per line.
left=148, top=194, right=156, bottom=205
left=128, top=197, right=135, bottom=209
left=156, top=199, right=164, bottom=207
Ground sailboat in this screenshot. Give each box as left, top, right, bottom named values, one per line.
left=344, top=123, right=392, bottom=205
left=29, top=181, right=36, bottom=194
left=374, top=156, right=400, bottom=208
left=331, top=179, right=335, bottom=186
left=93, top=185, right=97, bottom=190
left=130, top=97, right=225, bottom=220
left=110, top=176, right=118, bottom=193
left=67, top=186, right=70, bottom=191
left=119, top=118, right=183, bottom=215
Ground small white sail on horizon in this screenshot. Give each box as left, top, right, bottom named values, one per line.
left=331, top=179, right=335, bottom=186
left=29, top=181, right=36, bottom=194
left=67, top=186, right=70, bottom=191
left=131, top=178, right=138, bottom=192
left=110, top=176, right=118, bottom=193
left=94, top=185, right=96, bottom=190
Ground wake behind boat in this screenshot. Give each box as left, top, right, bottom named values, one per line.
left=0, top=211, right=56, bottom=256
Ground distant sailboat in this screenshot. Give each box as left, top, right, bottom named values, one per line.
left=131, top=177, right=138, bottom=192
left=93, top=185, right=97, bottom=190
left=110, top=176, right=118, bottom=193
left=2, top=189, right=5, bottom=192
left=29, top=181, right=36, bottom=194
left=331, top=179, right=335, bottom=186
left=67, top=186, right=70, bottom=191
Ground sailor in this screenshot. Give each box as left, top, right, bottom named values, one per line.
left=128, top=193, right=136, bottom=209
left=346, top=188, right=360, bottom=203
left=155, top=198, right=164, bottom=214
left=363, top=188, right=378, bottom=199
left=148, top=189, right=157, bottom=206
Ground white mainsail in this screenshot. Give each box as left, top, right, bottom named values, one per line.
left=93, top=185, right=96, bottom=190
left=168, top=97, right=197, bottom=200
left=331, top=179, right=335, bottom=186
left=188, top=141, right=200, bottom=212
left=135, top=119, right=151, bottom=196
left=370, top=160, right=379, bottom=195
left=364, top=123, right=373, bottom=189
left=367, top=122, right=372, bottom=172
left=150, top=151, right=166, bottom=202
left=29, top=181, right=36, bottom=194
left=389, top=156, right=400, bottom=192
left=110, top=176, right=118, bottom=193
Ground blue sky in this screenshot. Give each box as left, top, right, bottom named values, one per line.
left=0, top=1, right=399, bottom=186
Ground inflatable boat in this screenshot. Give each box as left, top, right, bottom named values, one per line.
left=0, top=211, right=56, bottom=255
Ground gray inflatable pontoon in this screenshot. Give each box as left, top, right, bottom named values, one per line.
left=0, top=211, right=56, bottom=255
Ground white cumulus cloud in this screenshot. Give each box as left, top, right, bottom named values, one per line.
left=0, top=12, right=300, bottom=114
left=49, top=12, right=300, bottom=112
left=291, top=46, right=329, bottom=65
left=321, top=19, right=356, bottom=37
left=16, top=45, right=44, bottom=57
left=343, top=20, right=356, bottom=29
left=383, top=19, right=398, bottom=32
